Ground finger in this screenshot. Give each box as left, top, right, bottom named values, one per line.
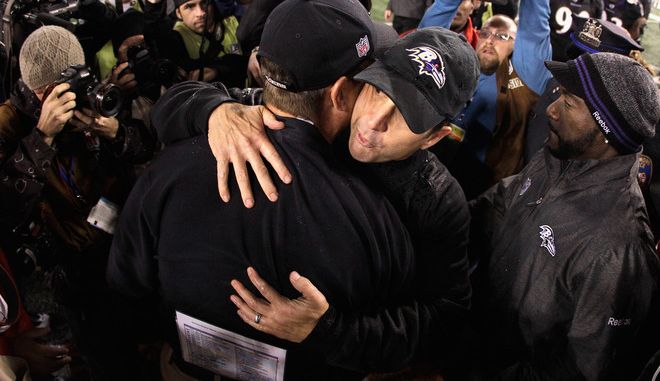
left=262, top=107, right=285, bottom=131
left=67, top=119, right=87, bottom=132
left=60, top=110, right=75, bottom=124
left=216, top=159, right=230, bottom=202
left=235, top=308, right=270, bottom=334
left=208, top=131, right=231, bottom=202
left=230, top=279, right=270, bottom=312
left=51, top=83, right=71, bottom=98
left=119, top=73, right=136, bottom=85
left=229, top=293, right=255, bottom=316
left=61, top=100, right=77, bottom=113
left=290, top=271, right=327, bottom=305
left=38, top=343, right=69, bottom=357
left=247, top=267, right=286, bottom=304
left=246, top=152, right=278, bottom=202
left=81, top=108, right=95, bottom=118
left=58, top=91, right=77, bottom=104
left=259, top=140, right=291, bottom=185
left=73, top=110, right=93, bottom=125
left=232, top=161, right=254, bottom=208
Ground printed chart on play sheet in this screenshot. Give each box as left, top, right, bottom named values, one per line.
left=176, top=311, right=286, bottom=381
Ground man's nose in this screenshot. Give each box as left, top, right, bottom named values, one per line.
left=546, top=98, right=560, bottom=121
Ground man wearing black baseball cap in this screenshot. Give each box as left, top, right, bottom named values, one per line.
left=347, top=28, right=479, bottom=162
left=146, top=21, right=480, bottom=381
left=469, top=52, right=660, bottom=379
left=108, top=0, right=422, bottom=380
left=226, top=27, right=480, bottom=378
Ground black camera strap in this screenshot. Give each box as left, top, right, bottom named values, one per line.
left=114, top=0, right=123, bottom=14
left=1, top=0, right=15, bottom=99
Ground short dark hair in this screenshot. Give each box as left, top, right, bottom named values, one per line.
left=483, top=15, right=517, bottom=34
left=260, top=57, right=325, bottom=122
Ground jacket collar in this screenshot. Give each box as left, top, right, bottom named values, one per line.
left=542, top=146, right=638, bottom=190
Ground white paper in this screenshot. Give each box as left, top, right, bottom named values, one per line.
left=175, top=311, right=286, bottom=381
left=87, top=197, right=119, bottom=234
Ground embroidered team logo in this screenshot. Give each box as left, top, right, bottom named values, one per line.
left=638, top=154, right=653, bottom=191
left=539, top=225, right=556, bottom=257
left=356, top=35, right=370, bottom=58
left=406, top=46, right=445, bottom=89
left=519, top=178, right=531, bottom=196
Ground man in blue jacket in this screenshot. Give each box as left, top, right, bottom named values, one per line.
left=419, top=0, right=552, bottom=198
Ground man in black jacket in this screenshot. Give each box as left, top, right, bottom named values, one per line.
left=148, top=27, right=479, bottom=377
left=108, top=0, right=423, bottom=380
left=143, top=0, right=246, bottom=86
left=470, top=52, right=660, bottom=379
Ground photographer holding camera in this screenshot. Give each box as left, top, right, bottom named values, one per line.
left=143, top=0, right=247, bottom=87
left=108, top=9, right=179, bottom=107
left=0, top=25, right=156, bottom=380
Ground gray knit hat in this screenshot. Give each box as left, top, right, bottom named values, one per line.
left=545, top=52, right=659, bottom=154
left=19, top=25, right=85, bottom=91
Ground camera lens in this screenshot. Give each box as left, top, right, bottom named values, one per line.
left=92, top=84, right=123, bottom=117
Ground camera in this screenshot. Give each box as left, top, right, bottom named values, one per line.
left=9, top=0, right=77, bottom=28
left=125, top=44, right=178, bottom=93
left=228, top=87, right=263, bottom=106
left=12, top=221, right=59, bottom=276
left=46, top=64, right=123, bottom=117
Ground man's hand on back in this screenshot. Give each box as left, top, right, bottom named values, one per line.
left=230, top=267, right=329, bottom=343
left=207, top=103, right=289, bottom=207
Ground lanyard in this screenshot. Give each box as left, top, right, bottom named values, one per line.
left=56, top=155, right=85, bottom=203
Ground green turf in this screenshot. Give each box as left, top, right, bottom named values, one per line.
left=642, top=8, right=660, bottom=68
left=370, top=0, right=387, bottom=22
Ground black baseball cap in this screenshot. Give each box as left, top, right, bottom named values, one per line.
left=258, top=0, right=391, bottom=92
left=353, top=27, right=479, bottom=134
left=569, top=15, right=642, bottom=55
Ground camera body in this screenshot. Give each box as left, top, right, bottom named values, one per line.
left=46, top=64, right=123, bottom=117
left=12, top=221, right=59, bottom=276
left=228, top=87, right=263, bottom=106
left=10, top=0, right=78, bottom=29
left=125, top=44, right=178, bottom=93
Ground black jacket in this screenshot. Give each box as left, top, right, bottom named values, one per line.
left=107, top=119, right=417, bottom=380
left=525, top=80, right=660, bottom=243
left=149, top=81, right=473, bottom=372
left=470, top=147, right=660, bottom=380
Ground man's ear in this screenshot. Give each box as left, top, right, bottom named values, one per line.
left=329, top=76, right=356, bottom=113
left=420, top=124, right=452, bottom=150
left=175, top=8, right=182, bottom=20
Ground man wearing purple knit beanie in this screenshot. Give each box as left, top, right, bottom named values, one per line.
left=469, top=52, right=660, bottom=380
